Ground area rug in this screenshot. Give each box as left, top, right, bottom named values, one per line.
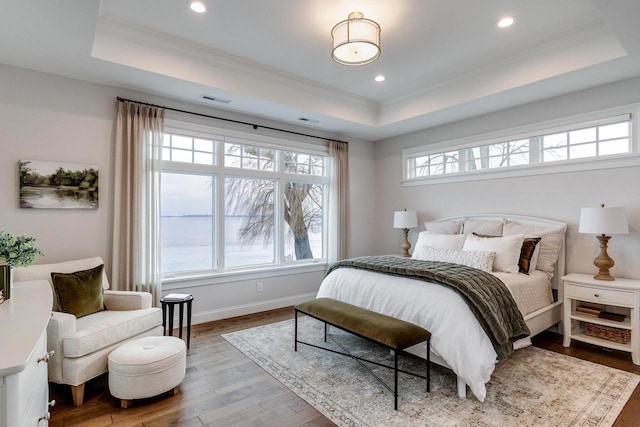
left=222, top=317, right=639, bottom=427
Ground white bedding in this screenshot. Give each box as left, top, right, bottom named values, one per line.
left=316, top=267, right=553, bottom=402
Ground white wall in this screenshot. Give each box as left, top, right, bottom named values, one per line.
left=374, top=76, right=640, bottom=280
left=0, top=63, right=376, bottom=323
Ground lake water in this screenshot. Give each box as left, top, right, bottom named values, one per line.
left=161, top=216, right=322, bottom=273
left=20, top=186, right=98, bottom=209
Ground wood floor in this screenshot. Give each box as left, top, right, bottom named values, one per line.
left=49, top=307, right=640, bottom=427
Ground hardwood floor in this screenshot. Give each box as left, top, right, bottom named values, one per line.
left=49, top=308, right=640, bottom=426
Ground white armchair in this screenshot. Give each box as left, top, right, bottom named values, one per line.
left=14, top=257, right=163, bottom=406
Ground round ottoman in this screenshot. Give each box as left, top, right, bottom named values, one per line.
left=108, top=336, right=186, bottom=408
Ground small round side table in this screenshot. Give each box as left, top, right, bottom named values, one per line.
left=160, top=294, right=194, bottom=349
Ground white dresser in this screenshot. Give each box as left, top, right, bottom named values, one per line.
left=0, top=281, right=54, bottom=426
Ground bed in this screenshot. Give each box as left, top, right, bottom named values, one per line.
left=316, top=214, right=567, bottom=401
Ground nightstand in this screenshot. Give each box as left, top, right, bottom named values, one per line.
left=562, top=273, right=640, bottom=365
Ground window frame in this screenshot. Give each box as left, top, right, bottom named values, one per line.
left=161, top=119, right=330, bottom=287
left=402, top=104, right=640, bottom=186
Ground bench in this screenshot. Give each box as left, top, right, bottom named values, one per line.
left=294, top=297, right=431, bottom=410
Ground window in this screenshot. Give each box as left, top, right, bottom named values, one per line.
left=466, top=139, right=529, bottom=170
left=403, top=110, right=636, bottom=184
left=161, top=172, right=214, bottom=274
left=408, top=151, right=458, bottom=178
left=541, top=121, right=630, bottom=162
left=160, top=128, right=329, bottom=279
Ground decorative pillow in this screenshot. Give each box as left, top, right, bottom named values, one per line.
left=412, top=246, right=495, bottom=272
left=51, top=264, right=105, bottom=318
left=473, top=233, right=541, bottom=275
left=528, top=242, right=541, bottom=273
left=519, top=237, right=541, bottom=275
left=502, top=220, right=567, bottom=278
left=462, top=219, right=503, bottom=236
left=463, top=233, right=525, bottom=274
left=424, top=219, right=463, bottom=235
left=413, top=232, right=467, bottom=253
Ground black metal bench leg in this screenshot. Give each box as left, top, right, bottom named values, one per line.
left=427, top=337, right=431, bottom=393
left=394, top=350, right=399, bottom=410
left=294, top=309, right=298, bottom=352
left=324, top=322, right=328, bottom=342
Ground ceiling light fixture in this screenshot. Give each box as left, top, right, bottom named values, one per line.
left=190, top=1, right=206, bottom=13
left=374, top=75, right=385, bottom=82
left=497, top=16, right=515, bottom=28
left=331, top=12, right=381, bottom=66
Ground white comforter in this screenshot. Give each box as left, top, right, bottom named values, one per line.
left=316, top=268, right=547, bottom=401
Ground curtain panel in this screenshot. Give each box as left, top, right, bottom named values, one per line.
left=112, top=100, right=164, bottom=302
left=328, top=141, right=349, bottom=262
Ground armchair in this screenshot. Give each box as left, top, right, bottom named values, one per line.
left=14, top=257, right=163, bottom=406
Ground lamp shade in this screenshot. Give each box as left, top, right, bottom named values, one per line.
left=579, top=205, right=629, bottom=235
left=393, top=210, right=418, bottom=229
left=331, top=12, right=381, bottom=66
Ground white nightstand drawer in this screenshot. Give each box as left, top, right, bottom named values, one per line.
left=565, top=282, right=634, bottom=306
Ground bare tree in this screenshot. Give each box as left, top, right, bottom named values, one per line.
left=225, top=147, right=323, bottom=260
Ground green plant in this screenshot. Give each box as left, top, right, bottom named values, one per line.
left=0, top=230, right=44, bottom=267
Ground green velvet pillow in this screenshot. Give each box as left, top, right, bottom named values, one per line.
left=51, top=264, right=105, bottom=318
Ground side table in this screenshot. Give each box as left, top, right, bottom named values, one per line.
left=160, top=294, right=194, bottom=349
left=562, top=273, right=640, bottom=365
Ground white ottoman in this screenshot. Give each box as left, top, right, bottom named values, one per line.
left=108, top=336, right=186, bottom=408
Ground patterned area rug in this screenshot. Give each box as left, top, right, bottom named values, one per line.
left=223, top=317, right=640, bottom=427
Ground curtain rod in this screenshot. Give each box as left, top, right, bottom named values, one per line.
left=116, top=97, right=348, bottom=145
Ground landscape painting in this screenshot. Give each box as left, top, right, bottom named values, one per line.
left=19, top=160, right=99, bottom=209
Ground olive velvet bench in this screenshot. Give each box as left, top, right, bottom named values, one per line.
left=294, top=297, right=431, bottom=410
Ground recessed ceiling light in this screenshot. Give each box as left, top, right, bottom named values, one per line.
left=190, top=1, right=206, bottom=13
left=374, top=75, right=385, bottom=82
left=497, top=16, right=515, bottom=28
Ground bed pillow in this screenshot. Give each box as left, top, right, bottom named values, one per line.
left=412, top=246, right=495, bottom=272
left=474, top=233, right=541, bottom=275
left=518, top=237, right=541, bottom=275
left=462, top=219, right=503, bottom=236
left=51, top=264, right=105, bottom=318
left=424, top=219, right=463, bottom=235
left=462, top=233, right=525, bottom=274
left=528, top=242, right=541, bottom=273
left=413, top=231, right=468, bottom=253
left=502, top=220, right=566, bottom=278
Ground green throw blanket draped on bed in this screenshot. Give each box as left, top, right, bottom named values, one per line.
left=326, top=256, right=530, bottom=360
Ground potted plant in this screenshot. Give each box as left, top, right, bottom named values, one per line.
left=0, top=230, right=44, bottom=300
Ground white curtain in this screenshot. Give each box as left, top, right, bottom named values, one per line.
left=328, top=141, right=349, bottom=263
left=112, top=100, right=164, bottom=302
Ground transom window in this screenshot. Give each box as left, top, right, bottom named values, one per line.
left=404, top=111, right=635, bottom=184
left=224, top=143, right=275, bottom=171
left=160, top=127, right=329, bottom=279
left=162, top=134, right=215, bottom=165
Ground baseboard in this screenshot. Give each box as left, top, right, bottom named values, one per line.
left=187, top=292, right=317, bottom=325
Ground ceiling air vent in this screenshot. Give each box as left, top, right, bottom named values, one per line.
left=200, top=94, right=231, bottom=104
left=298, top=117, right=320, bottom=124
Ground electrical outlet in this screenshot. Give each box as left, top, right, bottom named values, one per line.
left=256, top=281, right=263, bottom=292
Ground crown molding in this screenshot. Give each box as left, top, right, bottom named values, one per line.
left=378, top=24, right=625, bottom=122
left=93, top=17, right=377, bottom=115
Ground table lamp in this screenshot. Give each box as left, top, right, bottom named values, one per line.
left=579, top=204, right=628, bottom=281
left=393, top=209, right=418, bottom=257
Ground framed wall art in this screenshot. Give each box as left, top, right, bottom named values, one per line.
left=19, top=160, right=99, bottom=209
